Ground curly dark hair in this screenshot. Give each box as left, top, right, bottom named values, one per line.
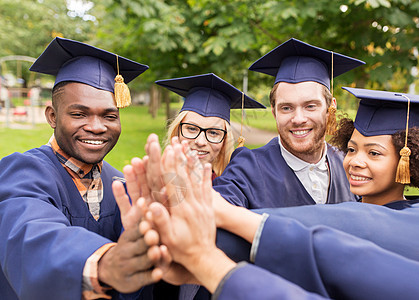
left=329, top=118, right=419, bottom=188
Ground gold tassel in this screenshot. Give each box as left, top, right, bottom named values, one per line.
left=237, top=136, right=245, bottom=147
left=326, top=51, right=336, bottom=136
left=326, top=105, right=337, bottom=135
left=396, top=147, right=411, bottom=184
left=114, top=55, right=131, bottom=108
left=395, top=94, right=412, bottom=184
left=237, top=92, right=245, bottom=147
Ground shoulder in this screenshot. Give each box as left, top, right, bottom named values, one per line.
left=0, top=145, right=57, bottom=170
left=230, top=137, right=280, bottom=160
left=326, top=143, right=345, bottom=160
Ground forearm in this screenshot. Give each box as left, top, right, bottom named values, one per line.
left=184, top=248, right=237, bottom=294
left=215, top=196, right=263, bottom=243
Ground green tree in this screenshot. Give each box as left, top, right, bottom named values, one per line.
left=94, top=0, right=418, bottom=109
left=0, top=0, right=96, bottom=85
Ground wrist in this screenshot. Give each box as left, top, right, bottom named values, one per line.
left=186, top=248, right=236, bottom=293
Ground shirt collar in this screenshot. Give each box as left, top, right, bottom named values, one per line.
left=48, top=135, right=102, bottom=178
left=278, top=135, right=328, bottom=172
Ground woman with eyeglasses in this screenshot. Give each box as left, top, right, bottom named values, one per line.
left=156, top=73, right=265, bottom=178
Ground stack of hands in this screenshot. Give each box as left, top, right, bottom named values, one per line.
left=98, top=134, right=261, bottom=294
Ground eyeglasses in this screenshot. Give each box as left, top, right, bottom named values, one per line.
left=180, top=122, right=227, bottom=144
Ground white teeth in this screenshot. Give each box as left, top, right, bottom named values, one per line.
left=82, top=140, right=104, bottom=145
left=350, top=175, right=371, bottom=181
left=197, top=151, right=208, bottom=155
left=292, top=130, right=310, bottom=136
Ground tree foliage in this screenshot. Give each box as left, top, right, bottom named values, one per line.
left=93, top=0, right=418, bottom=107
left=0, top=0, right=96, bottom=85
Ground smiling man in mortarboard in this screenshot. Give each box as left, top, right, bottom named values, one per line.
left=0, top=37, right=164, bottom=299
left=213, top=38, right=365, bottom=208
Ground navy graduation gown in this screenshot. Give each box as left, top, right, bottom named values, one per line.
left=216, top=200, right=419, bottom=264
left=213, top=137, right=358, bottom=208
left=214, top=263, right=325, bottom=300
left=250, top=215, right=419, bottom=299
left=0, top=146, right=123, bottom=299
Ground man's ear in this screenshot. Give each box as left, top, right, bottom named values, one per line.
left=271, top=105, right=276, bottom=118
left=45, top=105, right=57, bottom=129
left=331, top=97, right=337, bottom=109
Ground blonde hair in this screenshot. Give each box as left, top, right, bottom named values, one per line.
left=165, top=110, right=234, bottom=177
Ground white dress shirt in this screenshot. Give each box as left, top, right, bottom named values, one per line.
left=278, top=137, right=329, bottom=204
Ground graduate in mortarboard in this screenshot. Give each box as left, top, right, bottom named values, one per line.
left=330, top=87, right=419, bottom=206
left=213, top=38, right=365, bottom=209
left=0, top=37, right=163, bottom=300
left=156, top=73, right=265, bottom=179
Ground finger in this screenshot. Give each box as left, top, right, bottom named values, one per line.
left=149, top=202, right=173, bottom=246
left=157, top=245, right=172, bottom=272
left=139, top=219, right=153, bottom=236
left=112, top=180, right=131, bottom=218
left=185, top=146, right=204, bottom=185
left=146, top=141, right=165, bottom=198
left=170, top=135, right=180, bottom=146
left=144, top=228, right=160, bottom=246
left=131, top=157, right=151, bottom=200
left=137, top=197, right=151, bottom=219
left=161, top=145, right=174, bottom=175
left=173, top=143, right=193, bottom=202
left=151, top=268, right=163, bottom=282
left=123, top=164, right=141, bottom=205
left=201, top=163, right=213, bottom=208
left=147, top=245, right=161, bottom=263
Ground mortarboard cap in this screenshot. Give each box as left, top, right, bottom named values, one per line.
left=29, top=37, right=149, bottom=107
left=249, top=38, right=365, bottom=90
left=155, top=73, right=265, bottom=123
left=342, top=87, right=419, bottom=136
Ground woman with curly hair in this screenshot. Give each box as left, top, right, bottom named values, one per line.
left=155, top=73, right=265, bottom=179
left=330, top=87, right=419, bottom=206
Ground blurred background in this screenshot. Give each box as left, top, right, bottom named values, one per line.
left=0, top=0, right=418, bottom=176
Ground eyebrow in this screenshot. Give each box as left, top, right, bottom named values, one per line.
left=67, top=104, right=119, bottom=113
left=277, top=99, right=323, bottom=106
left=348, top=140, right=388, bottom=151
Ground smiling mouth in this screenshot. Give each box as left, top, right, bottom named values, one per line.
left=81, top=140, right=105, bottom=145
left=291, top=129, right=311, bottom=136
left=191, top=149, right=209, bottom=156
left=350, top=174, right=371, bottom=182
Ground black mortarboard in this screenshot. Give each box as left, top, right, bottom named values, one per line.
left=249, top=38, right=365, bottom=90
left=30, top=37, right=148, bottom=107
left=155, top=73, right=265, bottom=123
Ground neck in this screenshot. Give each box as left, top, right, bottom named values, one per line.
left=361, top=188, right=405, bottom=206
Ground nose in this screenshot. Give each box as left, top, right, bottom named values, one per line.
left=84, top=116, right=107, bottom=134
left=291, top=107, right=308, bottom=124
left=348, top=153, right=367, bottom=169
left=194, top=131, right=208, bottom=146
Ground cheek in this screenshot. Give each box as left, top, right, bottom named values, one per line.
left=210, top=143, right=223, bottom=157
left=343, top=156, right=350, bottom=173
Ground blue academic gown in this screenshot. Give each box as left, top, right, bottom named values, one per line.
left=216, top=200, right=419, bottom=264
left=215, top=200, right=419, bottom=299
left=214, top=214, right=419, bottom=300
left=0, top=146, right=124, bottom=300
left=213, top=138, right=358, bottom=208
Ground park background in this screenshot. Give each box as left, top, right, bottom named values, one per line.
left=0, top=0, right=418, bottom=193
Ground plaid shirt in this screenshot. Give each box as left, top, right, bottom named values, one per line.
left=49, top=137, right=104, bottom=220
left=49, top=136, right=115, bottom=299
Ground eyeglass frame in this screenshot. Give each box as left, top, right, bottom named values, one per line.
left=179, top=122, right=227, bottom=144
